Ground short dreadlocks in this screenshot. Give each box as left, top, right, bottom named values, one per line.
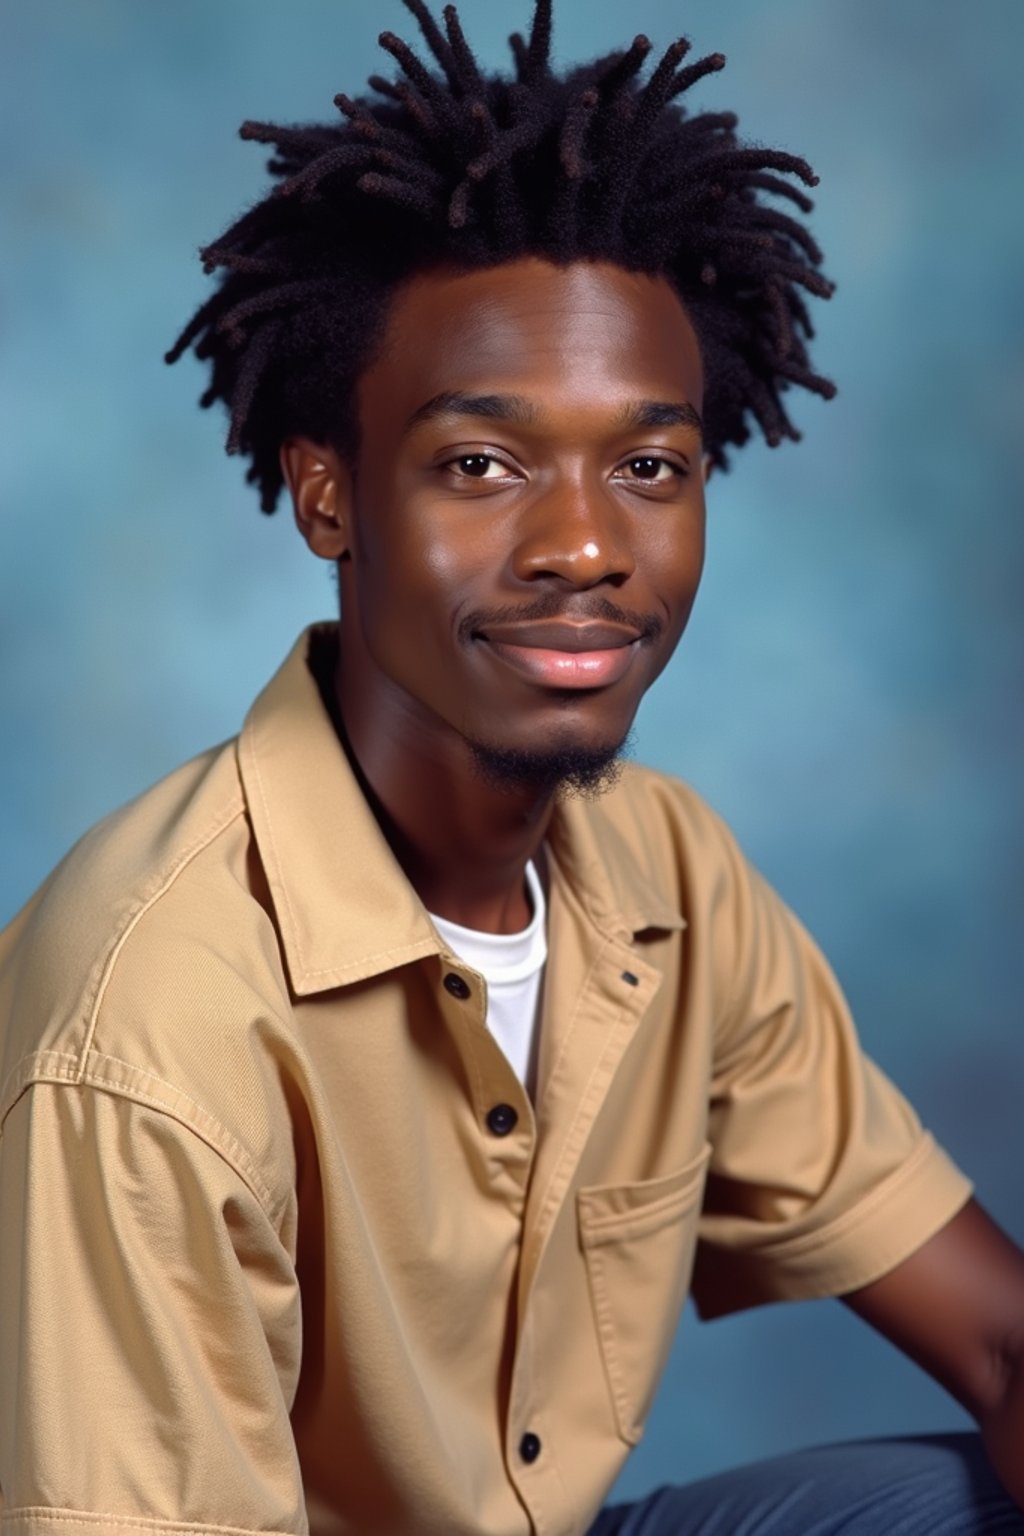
left=166, top=0, right=836, bottom=514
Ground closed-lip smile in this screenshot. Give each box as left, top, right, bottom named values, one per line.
left=475, top=620, right=642, bottom=652
left=474, top=621, right=645, bottom=689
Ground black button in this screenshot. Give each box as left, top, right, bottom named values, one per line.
left=486, top=1103, right=518, bottom=1137
left=443, top=972, right=471, bottom=1000
left=621, top=970, right=639, bottom=986
left=519, top=1431, right=541, bottom=1463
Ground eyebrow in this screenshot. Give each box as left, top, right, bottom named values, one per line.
left=404, top=391, right=539, bottom=434
left=614, top=400, right=704, bottom=435
left=404, top=390, right=703, bottom=439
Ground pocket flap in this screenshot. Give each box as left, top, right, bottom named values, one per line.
left=577, top=1142, right=712, bottom=1248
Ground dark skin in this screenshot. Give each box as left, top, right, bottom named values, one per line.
left=284, top=259, right=707, bottom=931
left=282, top=257, right=1024, bottom=1504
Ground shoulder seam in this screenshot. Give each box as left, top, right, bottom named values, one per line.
left=0, top=1049, right=80, bottom=1130
left=75, top=793, right=246, bottom=1077
left=0, top=1051, right=280, bottom=1221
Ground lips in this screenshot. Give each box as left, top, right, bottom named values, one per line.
left=476, top=620, right=641, bottom=652
left=475, top=621, right=644, bottom=689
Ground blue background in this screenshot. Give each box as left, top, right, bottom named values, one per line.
left=2, top=0, right=1022, bottom=1501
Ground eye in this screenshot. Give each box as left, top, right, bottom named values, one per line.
left=448, top=453, right=509, bottom=480
left=617, top=455, right=683, bottom=484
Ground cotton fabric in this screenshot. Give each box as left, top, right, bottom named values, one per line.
left=429, top=855, right=547, bottom=1094
left=0, top=625, right=972, bottom=1536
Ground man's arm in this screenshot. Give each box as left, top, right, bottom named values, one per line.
left=0, top=1081, right=306, bottom=1535
left=843, top=1198, right=1024, bottom=1506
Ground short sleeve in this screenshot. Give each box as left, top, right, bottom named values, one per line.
left=689, top=818, right=972, bottom=1320
left=0, top=1082, right=307, bottom=1536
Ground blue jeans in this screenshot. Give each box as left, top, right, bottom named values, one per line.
left=589, top=1434, right=1024, bottom=1534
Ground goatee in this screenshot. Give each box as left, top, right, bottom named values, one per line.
left=467, top=731, right=634, bottom=800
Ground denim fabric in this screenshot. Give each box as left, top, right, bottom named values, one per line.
left=590, top=1434, right=1023, bottom=1535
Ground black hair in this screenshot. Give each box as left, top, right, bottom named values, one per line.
left=166, top=0, right=835, bottom=513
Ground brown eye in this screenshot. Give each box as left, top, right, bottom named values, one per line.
left=443, top=452, right=517, bottom=485
left=629, top=457, right=668, bottom=480
left=456, top=454, right=495, bottom=477
left=616, top=455, right=684, bottom=485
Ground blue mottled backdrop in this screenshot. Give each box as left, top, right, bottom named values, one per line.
left=2, top=0, right=1022, bottom=1499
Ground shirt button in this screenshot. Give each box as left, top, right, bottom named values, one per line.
left=486, top=1103, right=518, bottom=1136
left=443, top=972, right=471, bottom=1000
left=519, top=1431, right=541, bottom=1463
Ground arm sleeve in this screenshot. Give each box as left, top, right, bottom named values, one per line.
left=689, top=816, right=973, bottom=1321
left=0, top=1082, right=307, bottom=1536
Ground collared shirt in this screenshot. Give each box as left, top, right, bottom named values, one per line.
left=0, top=625, right=972, bottom=1536
left=429, top=856, right=547, bottom=1095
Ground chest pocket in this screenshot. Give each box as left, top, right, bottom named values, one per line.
left=577, top=1142, right=711, bottom=1445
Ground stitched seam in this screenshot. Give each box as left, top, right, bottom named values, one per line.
left=0, top=1051, right=81, bottom=1131
left=244, top=724, right=307, bottom=975
left=301, top=938, right=440, bottom=980
left=580, top=1183, right=704, bottom=1244
left=77, top=795, right=246, bottom=1077
left=519, top=1317, right=547, bottom=1531
left=0, top=1060, right=279, bottom=1223
left=534, top=933, right=609, bottom=1128
left=584, top=1244, right=640, bottom=1446
left=527, top=935, right=613, bottom=1259
left=526, top=949, right=646, bottom=1291
left=80, top=1055, right=278, bottom=1216
left=515, top=1311, right=572, bottom=1534
left=463, top=1013, right=489, bottom=1126
left=0, top=1509, right=301, bottom=1536
left=729, top=1135, right=953, bottom=1263
left=245, top=727, right=442, bottom=980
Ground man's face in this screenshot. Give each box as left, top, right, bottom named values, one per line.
left=330, top=257, right=707, bottom=787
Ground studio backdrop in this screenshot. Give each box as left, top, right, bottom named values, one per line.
left=2, top=0, right=1022, bottom=1497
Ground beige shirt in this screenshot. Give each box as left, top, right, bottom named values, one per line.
left=0, top=625, right=971, bottom=1536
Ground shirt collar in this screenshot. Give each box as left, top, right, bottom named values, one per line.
left=548, top=782, right=688, bottom=942
left=238, top=625, right=684, bottom=997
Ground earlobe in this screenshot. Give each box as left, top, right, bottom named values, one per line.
left=280, top=437, right=353, bottom=561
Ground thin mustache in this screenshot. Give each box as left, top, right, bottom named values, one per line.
left=459, top=596, right=663, bottom=646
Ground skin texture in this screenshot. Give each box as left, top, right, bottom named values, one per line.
left=283, top=257, right=1024, bottom=1506
left=283, top=258, right=707, bottom=932
left=845, top=1203, right=1024, bottom=1503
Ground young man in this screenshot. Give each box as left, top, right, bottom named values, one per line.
left=1, top=3, right=1022, bottom=1532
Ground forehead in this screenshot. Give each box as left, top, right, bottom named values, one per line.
left=358, top=257, right=704, bottom=429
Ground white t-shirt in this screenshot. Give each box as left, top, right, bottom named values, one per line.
left=428, top=859, right=547, bottom=1099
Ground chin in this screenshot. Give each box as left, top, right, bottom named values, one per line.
left=465, top=728, right=635, bottom=799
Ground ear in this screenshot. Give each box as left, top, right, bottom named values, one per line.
left=280, top=437, right=353, bottom=561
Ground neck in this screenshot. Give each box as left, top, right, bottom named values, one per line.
left=333, top=659, right=554, bottom=936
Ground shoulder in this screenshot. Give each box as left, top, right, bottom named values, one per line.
left=575, top=761, right=806, bottom=1017
left=1, top=741, right=241, bottom=1040
left=587, top=759, right=754, bottom=904
left=0, top=739, right=294, bottom=1201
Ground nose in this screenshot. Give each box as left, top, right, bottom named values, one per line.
left=511, top=478, right=636, bottom=588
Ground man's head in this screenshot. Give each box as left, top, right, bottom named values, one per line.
left=282, top=256, right=707, bottom=795
left=167, top=0, right=834, bottom=513
left=167, top=0, right=835, bottom=795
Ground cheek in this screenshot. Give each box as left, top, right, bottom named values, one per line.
left=362, top=485, right=506, bottom=596
left=685, top=518, right=707, bottom=593
left=418, top=527, right=480, bottom=590
left=640, top=503, right=706, bottom=600
left=350, top=501, right=484, bottom=652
